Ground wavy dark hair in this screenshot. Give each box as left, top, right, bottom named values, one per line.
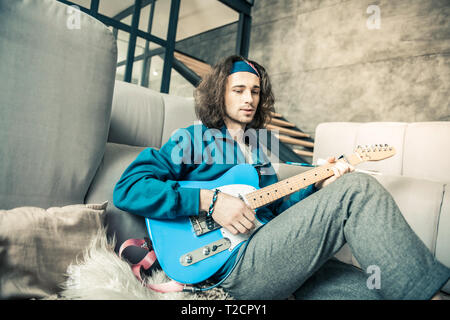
left=194, top=55, right=275, bottom=129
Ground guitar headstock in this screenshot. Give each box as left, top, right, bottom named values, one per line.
left=355, top=144, right=396, bottom=162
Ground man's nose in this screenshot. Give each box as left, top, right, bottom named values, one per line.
left=243, top=89, right=253, bottom=104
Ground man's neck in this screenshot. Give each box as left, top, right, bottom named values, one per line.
left=224, top=123, right=246, bottom=144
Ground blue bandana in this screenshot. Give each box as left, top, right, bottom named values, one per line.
left=229, top=60, right=260, bottom=78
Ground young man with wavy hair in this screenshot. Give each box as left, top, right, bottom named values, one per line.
left=114, top=55, right=449, bottom=300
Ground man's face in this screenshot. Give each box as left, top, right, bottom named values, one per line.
left=223, top=71, right=260, bottom=130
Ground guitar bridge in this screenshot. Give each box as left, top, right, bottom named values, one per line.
left=190, top=211, right=221, bottom=236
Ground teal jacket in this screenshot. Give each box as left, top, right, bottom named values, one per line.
left=113, top=124, right=316, bottom=279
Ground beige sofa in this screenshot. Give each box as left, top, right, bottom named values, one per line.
left=278, top=121, right=450, bottom=294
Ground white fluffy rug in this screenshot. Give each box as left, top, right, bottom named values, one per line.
left=57, top=228, right=233, bottom=300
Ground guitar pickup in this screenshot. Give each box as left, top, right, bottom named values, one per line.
left=190, top=212, right=221, bottom=236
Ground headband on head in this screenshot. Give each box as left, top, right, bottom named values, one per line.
left=229, top=60, right=260, bottom=78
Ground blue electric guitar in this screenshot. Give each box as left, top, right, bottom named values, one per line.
left=145, top=145, right=395, bottom=285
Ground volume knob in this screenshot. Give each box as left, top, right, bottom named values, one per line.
left=184, top=254, right=193, bottom=264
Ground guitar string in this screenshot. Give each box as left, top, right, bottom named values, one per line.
left=248, top=152, right=372, bottom=208
left=246, top=164, right=335, bottom=209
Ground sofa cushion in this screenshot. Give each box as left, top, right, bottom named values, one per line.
left=160, top=93, right=197, bottom=146
left=403, top=122, right=450, bottom=183
left=349, top=174, right=450, bottom=295
left=0, top=202, right=107, bottom=299
left=347, top=175, right=443, bottom=263
left=332, top=174, right=447, bottom=270
left=372, top=175, right=443, bottom=253
left=108, top=81, right=165, bottom=148
left=353, top=123, right=406, bottom=175
left=0, top=0, right=117, bottom=209
left=313, top=122, right=406, bottom=175
left=85, top=143, right=149, bottom=261
left=313, top=122, right=360, bottom=165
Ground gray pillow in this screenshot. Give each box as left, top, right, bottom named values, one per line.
left=0, top=202, right=107, bottom=299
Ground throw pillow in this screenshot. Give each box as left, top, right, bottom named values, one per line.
left=0, top=201, right=107, bottom=299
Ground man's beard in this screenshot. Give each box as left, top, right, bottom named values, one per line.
left=224, top=111, right=254, bottom=127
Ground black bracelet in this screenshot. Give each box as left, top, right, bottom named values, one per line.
left=207, top=189, right=221, bottom=217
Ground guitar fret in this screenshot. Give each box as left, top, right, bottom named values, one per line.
left=245, top=149, right=394, bottom=209
left=246, top=164, right=335, bottom=209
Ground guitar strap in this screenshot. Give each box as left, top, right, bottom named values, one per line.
left=253, top=162, right=271, bottom=184
left=118, top=238, right=185, bottom=293
left=119, top=223, right=264, bottom=294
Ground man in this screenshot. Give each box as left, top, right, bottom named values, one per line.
left=113, top=55, right=449, bottom=300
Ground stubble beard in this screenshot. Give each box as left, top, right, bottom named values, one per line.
left=224, top=110, right=254, bottom=129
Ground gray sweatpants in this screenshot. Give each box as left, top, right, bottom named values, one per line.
left=220, top=172, right=450, bottom=300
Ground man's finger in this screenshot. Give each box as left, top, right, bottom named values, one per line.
left=243, top=209, right=256, bottom=222
left=335, top=162, right=347, bottom=174
left=240, top=216, right=255, bottom=231
left=332, top=167, right=340, bottom=177
left=234, top=222, right=248, bottom=234
left=226, top=224, right=239, bottom=235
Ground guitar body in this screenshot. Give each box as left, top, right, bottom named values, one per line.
left=145, top=164, right=263, bottom=284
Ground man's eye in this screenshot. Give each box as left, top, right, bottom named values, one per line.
left=234, top=90, right=242, bottom=93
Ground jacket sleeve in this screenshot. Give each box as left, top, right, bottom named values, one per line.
left=113, top=128, right=199, bottom=219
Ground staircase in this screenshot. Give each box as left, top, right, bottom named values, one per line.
left=267, top=113, right=314, bottom=158
left=173, top=51, right=315, bottom=163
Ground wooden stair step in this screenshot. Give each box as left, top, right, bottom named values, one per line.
left=174, top=52, right=212, bottom=78
left=275, top=134, right=315, bottom=148
left=270, top=111, right=282, bottom=118
left=269, top=118, right=296, bottom=128
left=292, top=149, right=314, bottom=157
left=266, top=124, right=310, bottom=138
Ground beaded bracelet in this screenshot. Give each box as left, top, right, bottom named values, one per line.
left=207, top=189, right=221, bottom=217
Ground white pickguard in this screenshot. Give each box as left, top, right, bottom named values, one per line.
left=215, top=184, right=264, bottom=251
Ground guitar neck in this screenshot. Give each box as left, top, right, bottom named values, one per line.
left=244, top=153, right=363, bottom=210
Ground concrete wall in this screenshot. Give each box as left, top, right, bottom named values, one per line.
left=249, top=0, right=450, bottom=136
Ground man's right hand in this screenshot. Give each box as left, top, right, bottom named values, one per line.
left=200, top=189, right=255, bottom=235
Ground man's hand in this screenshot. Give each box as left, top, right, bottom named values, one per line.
left=200, top=189, right=255, bottom=235
left=314, top=156, right=355, bottom=190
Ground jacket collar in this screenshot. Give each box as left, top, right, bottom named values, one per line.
left=215, top=124, right=271, bottom=166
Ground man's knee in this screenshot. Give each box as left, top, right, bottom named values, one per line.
left=337, top=172, right=387, bottom=197
left=339, top=171, right=371, bottom=183
left=336, top=171, right=380, bottom=189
